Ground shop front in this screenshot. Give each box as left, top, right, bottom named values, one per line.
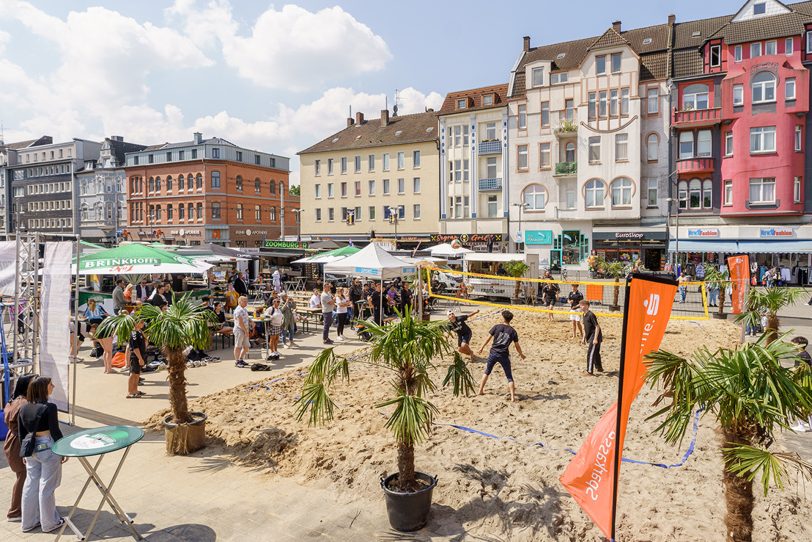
left=231, top=227, right=273, bottom=248
left=430, top=233, right=503, bottom=252
left=592, top=229, right=667, bottom=271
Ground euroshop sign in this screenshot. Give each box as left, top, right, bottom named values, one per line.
left=687, top=228, right=719, bottom=238
left=759, top=227, right=794, bottom=238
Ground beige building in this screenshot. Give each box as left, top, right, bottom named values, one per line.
left=298, top=110, right=439, bottom=247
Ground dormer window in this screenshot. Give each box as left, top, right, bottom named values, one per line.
left=692, top=31, right=701, bottom=38
left=456, top=98, right=467, bottom=110
left=710, top=45, right=721, bottom=67
left=753, top=2, right=766, bottom=15
left=482, top=94, right=494, bottom=106
left=642, top=37, right=652, bottom=45
left=532, top=67, right=545, bottom=87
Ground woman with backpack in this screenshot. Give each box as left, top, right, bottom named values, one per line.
left=264, top=297, right=284, bottom=360
left=18, top=376, right=66, bottom=533
left=3, top=374, right=36, bottom=522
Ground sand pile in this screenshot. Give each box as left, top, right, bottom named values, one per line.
left=145, top=312, right=811, bottom=541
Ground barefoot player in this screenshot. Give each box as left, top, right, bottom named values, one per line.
left=448, top=309, right=479, bottom=357
left=477, top=310, right=525, bottom=401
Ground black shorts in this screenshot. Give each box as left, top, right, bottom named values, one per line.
left=457, top=331, right=472, bottom=347
left=130, top=358, right=142, bottom=374
left=484, top=352, right=513, bottom=382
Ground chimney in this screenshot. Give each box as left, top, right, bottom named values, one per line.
left=380, top=109, right=390, bottom=127
left=193, top=132, right=203, bottom=144
left=355, top=112, right=365, bottom=125
left=523, top=35, right=531, bottom=52
left=111, top=135, right=123, bottom=142
left=668, top=14, right=676, bottom=25
left=347, top=117, right=355, bottom=127
left=612, top=20, right=622, bottom=33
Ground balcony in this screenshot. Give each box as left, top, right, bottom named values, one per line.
left=672, top=107, right=721, bottom=127
left=555, top=121, right=578, bottom=138
left=676, top=157, right=714, bottom=175
left=478, top=140, right=502, bottom=155
left=554, top=161, right=577, bottom=177
left=478, top=178, right=503, bottom=191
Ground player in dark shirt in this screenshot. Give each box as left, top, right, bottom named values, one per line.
left=567, top=284, right=584, bottom=341
left=580, top=300, right=603, bottom=374
left=477, top=310, right=525, bottom=401
left=448, top=309, right=479, bottom=357
left=126, top=320, right=147, bottom=398
left=541, top=273, right=559, bottom=321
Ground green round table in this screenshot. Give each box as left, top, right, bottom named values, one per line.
left=53, top=426, right=144, bottom=541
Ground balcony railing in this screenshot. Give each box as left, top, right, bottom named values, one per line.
left=676, top=157, right=714, bottom=175
left=554, top=161, right=577, bottom=176
left=672, top=107, right=721, bottom=127
left=478, top=178, right=503, bottom=191
left=555, top=121, right=578, bottom=137
left=478, top=140, right=502, bottom=154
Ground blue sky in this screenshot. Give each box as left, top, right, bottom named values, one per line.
left=0, top=0, right=749, bottom=182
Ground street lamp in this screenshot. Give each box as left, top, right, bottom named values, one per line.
left=292, top=208, right=304, bottom=243
left=387, top=206, right=400, bottom=250
left=663, top=170, right=680, bottom=267
left=512, top=202, right=529, bottom=250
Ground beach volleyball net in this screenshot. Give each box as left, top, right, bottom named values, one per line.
left=425, top=266, right=709, bottom=321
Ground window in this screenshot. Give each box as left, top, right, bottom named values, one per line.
left=611, top=52, right=621, bottom=73
left=596, top=55, right=606, bottom=74
left=765, top=40, right=777, bottom=55
left=368, top=154, right=375, bottom=171
left=340, top=157, right=347, bottom=174
left=482, top=94, right=493, bottom=106
left=615, top=134, right=628, bottom=161
left=209, top=171, right=219, bottom=189
left=397, top=178, right=405, bottom=194
left=254, top=178, right=261, bottom=193
left=725, top=131, right=734, bottom=156
left=565, top=99, right=574, bottom=122
left=155, top=177, right=161, bottom=191
left=588, top=136, right=601, bottom=163
left=315, top=184, right=322, bottom=198
left=413, top=150, right=421, bottom=168
left=254, top=154, right=260, bottom=165
left=166, top=176, right=173, bottom=191
left=752, top=72, right=776, bottom=103
left=328, top=208, right=335, bottom=221
left=611, top=178, right=633, bottom=206
left=795, top=126, right=802, bottom=151
left=532, top=66, right=544, bottom=87
left=599, top=91, right=607, bottom=117
left=679, top=132, right=694, bottom=159
left=697, top=130, right=712, bottom=157
left=254, top=205, right=261, bottom=221
left=724, top=180, right=733, bottom=205
left=688, top=179, right=702, bottom=209
left=270, top=207, right=277, bottom=221
left=212, top=148, right=220, bottom=159
left=786, top=78, right=796, bottom=100
left=750, top=126, right=776, bottom=153
left=413, top=177, right=421, bottom=193
left=340, top=182, right=347, bottom=197
left=647, top=88, right=659, bottom=114
left=523, top=184, right=546, bottom=210
left=383, top=153, right=390, bottom=171
left=646, top=134, right=659, bottom=161
left=354, top=181, right=361, bottom=196
left=749, top=178, right=775, bottom=203
left=807, top=31, right=812, bottom=53
left=188, top=203, right=195, bottom=220
left=354, top=155, right=361, bottom=173
left=585, top=179, right=605, bottom=208
left=383, top=179, right=390, bottom=195
left=235, top=175, right=243, bottom=191
left=784, top=37, right=793, bottom=55
left=315, top=160, right=321, bottom=175
left=539, top=143, right=551, bottom=168
left=236, top=203, right=243, bottom=220
left=327, top=183, right=334, bottom=197
left=588, top=92, right=596, bottom=120
left=457, top=98, right=467, bottom=109
left=565, top=142, right=576, bottom=162
left=368, top=206, right=376, bottom=221
left=518, top=104, right=527, bottom=129
left=646, top=179, right=658, bottom=207
left=270, top=180, right=277, bottom=194
left=397, top=152, right=405, bottom=170
left=751, top=42, right=762, bottom=57
left=517, top=145, right=528, bottom=169
left=191, top=149, right=197, bottom=159
left=487, top=195, right=498, bottom=217
left=621, top=88, right=629, bottom=115
left=795, top=177, right=802, bottom=203
left=610, top=90, right=618, bottom=116
left=413, top=204, right=421, bottom=219
left=703, top=180, right=712, bottom=208
left=754, top=1, right=766, bottom=15
left=683, top=84, right=709, bottom=110
left=148, top=154, right=154, bottom=164
left=368, top=180, right=375, bottom=195
left=733, top=84, right=744, bottom=106
left=734, top=45, right=742, bottom=62
left=540, top=101, right=550, bottom=128
left=551, top=72, right=568, bottom=84
left=710, top=45, right=721, bottom=67
left=327, top=158, right=334, bottom=175
left=484, top=122, right=497, bottom=140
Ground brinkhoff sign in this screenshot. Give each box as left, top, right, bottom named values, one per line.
left=84, top=258, right=161, bottom=268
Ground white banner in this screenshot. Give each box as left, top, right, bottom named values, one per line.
left=40, top=242, right=72, bottom=411
left=0, top=241, right=17, bottom=297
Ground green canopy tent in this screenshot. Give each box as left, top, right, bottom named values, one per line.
left=73, top=243, right=212, bottom=282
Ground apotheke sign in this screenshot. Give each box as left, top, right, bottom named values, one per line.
left=759, top=227, right=794, bottom=238
left=687, top=228, right=720, bottom=238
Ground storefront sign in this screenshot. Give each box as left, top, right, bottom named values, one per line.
left=430, top=233, right=503, bottom=245
left=235, top=229, right=268, bottom=237
left=614, top=232, right=644, bottom=239
left=687, top=228, right=719, bottom=238
left=524, top=230, right=553, bottom=245
left=263, top=240, right=309, bottom=249
left=759, top=227, right=794, bottom=238
left=170, top=229, right=202, bottom=237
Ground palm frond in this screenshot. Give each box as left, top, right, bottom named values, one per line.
left=377, top=393, right=438, bottom=446
left=644, top=348, right=705, bottom=445
left=295, top=382, right=337, bottom=426
left=96, top=311, right=136, bottom=345
left=304, top=347, right=349, bottom=386
left=735, top=287, right=805, bottom=325
left=724, top=445, right=812, bottom=496
left=443, top=352, right=476, bottom=397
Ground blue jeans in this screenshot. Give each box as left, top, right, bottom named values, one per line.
left=22, top=436, right=62, bottom=532
left=708, top=288, right=719, bottom=306
left=281, top=324, right=295, bottom=345
left=322, top=312, right=334, bottom=342
left=679, top=286, right=687, bottom=302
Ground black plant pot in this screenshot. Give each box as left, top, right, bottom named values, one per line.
left=712, top=312, right=728, bottom=320
left=380, top=472, right=437, bottom=532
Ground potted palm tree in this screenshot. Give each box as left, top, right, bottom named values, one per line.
left=503, top=260, right=530, bottom=304
left=704, top=266, right=730, bottom=319
left=98, top=294, right=217, bottom=455
left=645, top=337, right=812, bottom=542
left=735, top=287, right=804, bottom=343
left=295, top=307, right=474, bottom=531
left=602, top=258, right=626, bottom=312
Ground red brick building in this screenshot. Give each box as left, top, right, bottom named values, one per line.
left=123, top=133, right=297, bottom=246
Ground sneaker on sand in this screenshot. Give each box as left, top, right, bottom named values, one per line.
left=235, top=359, right=249, bottom=368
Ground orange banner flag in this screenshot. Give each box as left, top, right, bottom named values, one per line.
left=560, top=275, right=677, bottom=540
left=727, top=255, right=750, bottom=315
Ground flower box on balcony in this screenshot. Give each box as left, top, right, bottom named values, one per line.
left=554, top=161, right=577, bottom=176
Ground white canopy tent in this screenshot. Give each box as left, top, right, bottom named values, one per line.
left=323, top=243, right=417, bottom=320
left=428, top=243, right=473, bottom=258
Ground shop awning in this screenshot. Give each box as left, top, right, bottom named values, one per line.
left=668, top=240, right=740, bottom=253
left=736, top=240, right=812, bottom=253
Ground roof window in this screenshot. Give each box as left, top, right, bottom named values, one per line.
left=556, top=52, right=566, bottom=59
left=692, top=30, right=701, bottom=37
left=643, top=37, right=652, bottom=45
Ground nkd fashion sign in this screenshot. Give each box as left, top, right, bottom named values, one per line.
left=687, top=228, right=719, bottom=238
left=759, top=227, right=794, bottom=238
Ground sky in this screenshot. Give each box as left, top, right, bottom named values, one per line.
left=0, top=0, right=751, bottom=184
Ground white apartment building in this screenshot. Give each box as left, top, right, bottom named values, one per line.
left=438, top=85, right=509, bottom=250
left=507, top=20, right=673, bottom=271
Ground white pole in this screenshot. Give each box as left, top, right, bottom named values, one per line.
left=71, top=234, right=81, bottom=426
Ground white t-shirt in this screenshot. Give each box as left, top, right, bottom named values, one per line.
left=233, top=306, right=250, bottom=331
left=265, top=306, right=284, bottom=327
left=321, top=292, right=335, bottom=314
left=309, top=294, right=321, bottom=309
left=336, top=296, right=348, bottom=314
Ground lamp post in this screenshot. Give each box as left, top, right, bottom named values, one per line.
left=387, top=206, right=400, bottom=250
left=664, top=170, right=680, bottom=267
left=512, top=202, right=528, bottom=251
left=292, top=208, right=304, bottom=244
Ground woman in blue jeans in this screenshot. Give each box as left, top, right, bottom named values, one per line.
left=18, top=376, right=65, bottom=533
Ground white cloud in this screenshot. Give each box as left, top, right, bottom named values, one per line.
left=0, top=30, right=9, bottom=53
left=167, top=1, right=392, bottom=90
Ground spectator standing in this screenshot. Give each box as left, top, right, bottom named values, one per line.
left=281, top=293, right=297, bottom=348
left=233, top=272, right=249, bottom=297
left=3, top=374, right=35, bottom=522
left=233, top=296, right=251, bottom=367
left=125, top=320, right=147, bottom=397
left=580, top=300, right=604, bottom=375
left=567, top=284, right=584, bottom=340
left=321, top=283, right=336, bottom=345
left=112, top=278, right=126, bottom=314
left=335, top=288, right=351, bottom=341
